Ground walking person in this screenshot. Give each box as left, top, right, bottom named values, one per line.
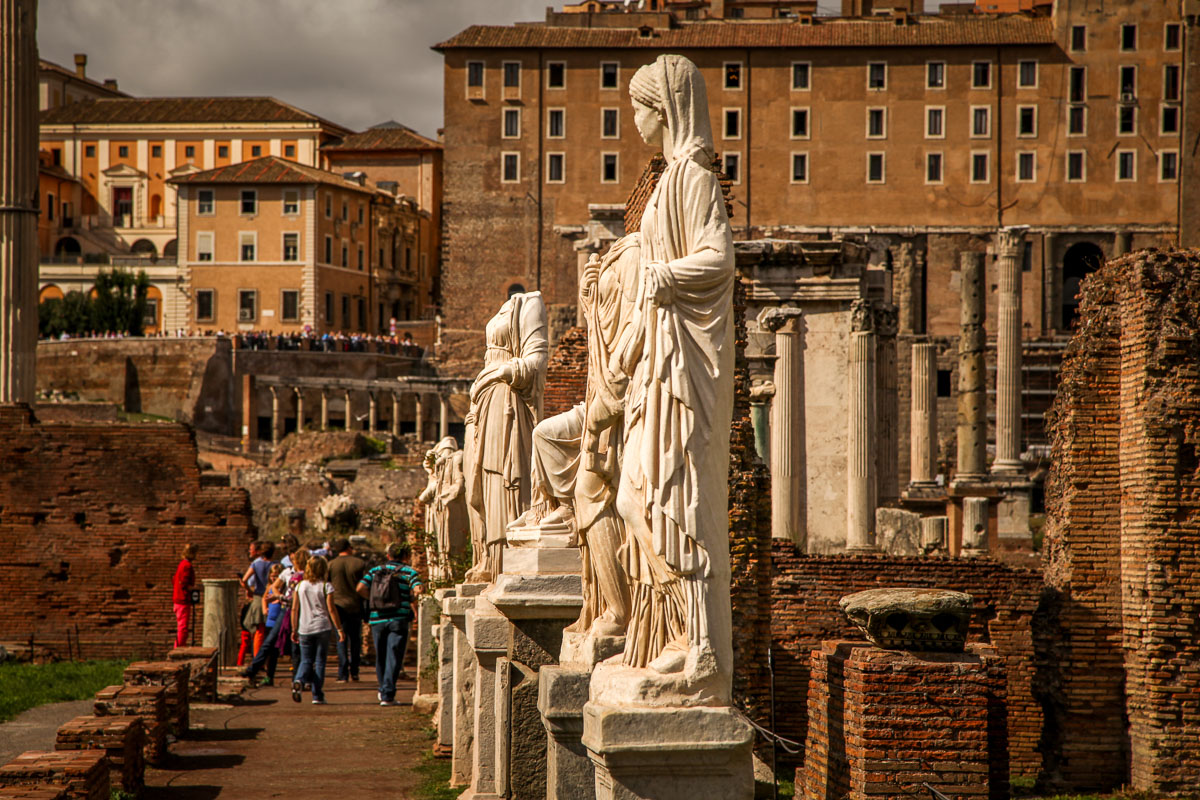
left=172, top=544, right=197, bottom=648
left=241, top=541, right=277, bottom=658
left=290, top=555, right=344, bottom=705
left=356, top=543, right=422, bottom=706
left=328, top=538, right=366, bottom=683
left=240, top=564, right=286, bottom=686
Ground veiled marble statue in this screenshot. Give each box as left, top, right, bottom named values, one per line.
left=463, top=291, right=549, bottom=583
left=427, top=436, right=468, bottom=582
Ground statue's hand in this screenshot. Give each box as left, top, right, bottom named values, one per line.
left=580, top=254, right=601, bottom=301
left=645, top=262, right=674, bottom=306
left=499, top=363, right=515, bottom=384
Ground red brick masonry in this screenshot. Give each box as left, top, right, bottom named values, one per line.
left=92, top=684, right=167, bottom=765
left=54, top=716, right=143, bottom=796
left=167, top=646, right=219, bottom=704
left=0, top=751, right=107, bottom=800
left=122, top=661, right=190, bottom=736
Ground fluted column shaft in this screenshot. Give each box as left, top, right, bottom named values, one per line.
left=344, top=390, right=353, bottom=431
left=994, top=228, right=1025, bottom=474
left=320, top=390, right=329, bottom=431
left=766, top=310, right=805, bottom=545
left=368, top=392, right=378, bottom=433
left=269, top=387, right=281, bottom=446
left=910, top=342, right=938, bottom=486
left=439, top=394, right=449, bottom=439
left=295, top=388, right=305, bottom=433
left=391, top=393, right=401, bottom=437
left=962, top=496, right=989, bottom=556
left=0, top=0, right=38, bottom=404
left=847, top=329, right=877, bottom=552
left=415, top=393, right=424, bottom=440
left=957, top=253, right=987, bottom=479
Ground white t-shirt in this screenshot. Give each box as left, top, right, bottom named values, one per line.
left=295, top=580, right=335, bottom=635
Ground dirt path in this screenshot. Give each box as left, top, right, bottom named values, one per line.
left=0, top=699, right=96, bottom=765
left=144, top=671, right=434, bottom=799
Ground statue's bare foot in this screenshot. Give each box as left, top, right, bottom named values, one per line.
left=649, top=639, right=688, bottom=674
left=591, top=610, right=625, bottom=638
left=540, top=503, right=575, bottom=529
left=464, top=564, right=492, bottom=583
left=684, top=645, right=718, bottom=684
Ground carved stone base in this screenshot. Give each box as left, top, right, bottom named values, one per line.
left=560, top=631, right=625, bottom=668
left=540, top=665, right=595, bottom=800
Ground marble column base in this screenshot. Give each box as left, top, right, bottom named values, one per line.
left=581, top=702, right=755, bottom=800
left=540, top=665, right=595, bottom=800
left=413, top=594, right=441, bottom=715
left=445, top=584, right=487, bottom=787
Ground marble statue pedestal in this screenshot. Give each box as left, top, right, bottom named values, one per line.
left=461, top=596, right=510, bottom=800
left=445, top=583, right=487, bottom=788
left=433, top=588, right=457, bottom=757
left=413, top=594, right=441, bottom=715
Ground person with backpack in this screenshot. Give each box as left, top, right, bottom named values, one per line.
left=356, top=542, right=422, bottom=706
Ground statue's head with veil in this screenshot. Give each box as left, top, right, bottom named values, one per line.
left=628, top=55, right=715, bottom=168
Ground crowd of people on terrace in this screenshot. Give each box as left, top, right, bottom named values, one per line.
left=42, top=328, right=426, bottom=357
left=172, top=534, right=422, bottom=707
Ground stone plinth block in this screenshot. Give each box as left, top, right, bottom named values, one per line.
left=123, top=662, right=190, bottom=736
left=444, top=589, right=477, bottom=787
left=413, top=595, right=441, bottom=714
left=581, top=703, right=754, bottom=800
left=559, top=631, right=625, bottom=668
left=839, top=588, right=972, bottom=652
left=485, top=573, right=584, bottom=620
left=200, top=578, right=241, bottom=665
left=54, top=716, right=143, bottom=797
left=0, top=751, right=108, bottom=800
left=540, top=666, right=595, bottom=800
left=167, top=646, right=218, bottom=703
left=92, top=685, right=167, bottom=765
left=802, top=641, right=1008, bottom=800
left=501, top=546, right=582, bottom=577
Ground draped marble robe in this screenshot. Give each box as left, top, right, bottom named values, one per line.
left=432, top=437, right=469, bottom=582
left=463, top=291, right=549, bottom=583
left=614, top=55, right=735, bottom=683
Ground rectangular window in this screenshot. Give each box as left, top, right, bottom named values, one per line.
left=547, top=61, right=565, bottom=89
left=151, top=144, right=162, bottom=158
left=84, top=144, right=95, bottom=158
left=1017, top=152, right=1036, bottom=182
left=867, top=62, right=886, bottom=90
left=1018, top=60, right=1038, bottom=88
left=792, top=62, right=811, bottom=90
left=46, top=192, right=54, bottom=220
left=548, top=108, right=566, bottom=138
left=1071, top=24, right=1087, bottom=52
left=502, top=152, right=519, bottom=183
left=250, top=145, right=262, bottom=157
left=196, top=289, right=215, bottom=322
left=971, top=152, right=989, bottom=183
left=601, top=108, right=619, bottom=138
left=791, top=108, right=810, bottom=139
left=1166, top=23, right=1182, bottom=51
left=324, top=235, right=332, bottom=263
left=218, top=144, right=229, bottom=158
left=1069, top=67, right=1086, bottom=102
left=284, top=144, right=295, bottom=158
left=240, top=232, right=256, bottom=262
left=926, top=61, right=945, bottom=89
left=340, top=244, right=347, bottom=268
left=324, top=193, right=331, bottom=218
left=1069, top=105, right=1087, bottom=135
left=281, top=290, right=299, bottom=322
left=283, top=232, right=299, bottom=261
left=724, top=108, right=741, bottom=139
left=1161, top=150, right=1179, bottom=181
left=356, top=205, right=364, bottom=225
left=602, top=153, right=618, bottom=183
left=467, top=61, right=484, bottom=88
left=926, top=106, right=945, bottom=138
left=1017, top=106, right=1037, bottom=137
left=1117, top=150, right=1136, bottom=181
left=358, top=245, right=364, bottom=271
left=867, top=107, right=886, bottom=139
left=866, top=152, right=885, bottom=184
left=197, top=189, right=215, bottom=215
left=1121, top=23, right=1137, bottom=51
left=600, top=62, right=618, bottom=90
left=926, top=152, right=943, bottom=184
left=503, top=61, right=520, bottom=89
left=1162, top=104, right=1180, bottom=135
left=1120, top=65, right=1137, bottom=97
left=118, top=145, right=129, bottom=158
left=324, top=291, right=333, bottom=322
left=1165, top=65, right=1181, bottom=101
left=724, top=152, right=741, bottom=183
left=341, top=295, right=350, bottom=328
left=547, top=152, right=565, bottom=183
left=240, top=190, right=257, bottom=215
left=341, top=200, right=348, bottom=222
left=1067, top=151, right=1086, bottom=182
left=1118, top=105, right=1137, bottom=135
left=357, top=297, right=366, bottom=331
left=283, top=190, right=299, bottom=215
left=972, top=61, right=991, bottom=89
left=972, top=106, right=991, bottom=138
left=791, top=152, right=808, bottom=184
left=238, top=290, right=257, bottom=322
left=185, top=145, right=196, bottom=159
left=724, top=62, right=742, bottom=90
left=196, top=232, right=214, bottom=262
left=503, top=107, right=521, bottom=139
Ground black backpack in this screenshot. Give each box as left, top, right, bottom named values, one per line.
left=369, top=566, right=404, bottom=613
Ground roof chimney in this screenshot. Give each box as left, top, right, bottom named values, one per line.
left=103, top=79, right=118, bottom=91
left=74, top=53, right=86, bottom=78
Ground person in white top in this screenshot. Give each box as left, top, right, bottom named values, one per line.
left=289, top=555, right=344, bottom=705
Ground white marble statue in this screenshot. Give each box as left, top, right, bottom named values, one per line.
left=613, top=54, right=736, bottom=690
left=424, top=436, right=469, bottom=582
left=463, top=291, right=549, bottom=583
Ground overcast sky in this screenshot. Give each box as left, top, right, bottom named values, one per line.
left=38, top=0, right=929, bottom=137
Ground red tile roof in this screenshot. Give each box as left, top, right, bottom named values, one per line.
left=323, top=123, right=441, bottom=152
left=41, top=96, right=351, bottom=134
left=167, top=156, right=380, bottom=194
left=435, top=16, right=1054, bottom=50
left=39, top=59, right=129, bottom=97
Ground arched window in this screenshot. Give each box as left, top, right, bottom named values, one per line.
left=1062, top=241, right=1105, bottom=329
left=54, top=236, right=81, bottom=258
left=163, top=239, right=178, bottom=259
left=39, top=284, right=64, bottom=303
left=130, top=239, right=157, bottom=260
left=149, top=193, right=163, bottom=221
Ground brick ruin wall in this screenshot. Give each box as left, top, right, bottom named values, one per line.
left=0, top=405, right=255, bottom=660
left=541, top=326, right=587, bottom=419
left=767, top=545, right=1047, bottom=779
left=1041, top=248, right=1200, bottom=794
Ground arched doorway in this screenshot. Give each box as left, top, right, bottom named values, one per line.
left=54, top=236, right=81, bottom=259
left=1062, top=242, right=1105, bottom=328
left=149, top=194, right=163, bottom=222
left=143, top=285, right=163, bottom=334
left=163, top=239, right=177, bottom=260
left=130, top=239, right=157, bottom=260
left=39, top=284, right=64, bottom=303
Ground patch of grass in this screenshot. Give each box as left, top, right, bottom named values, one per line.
left=0, top=660, right=129, bottom=722
left=775, top=775, right=795, bottom=798
left=413, top=749, right=458, bottom=800
left=362, top=436, right=387, bottom=455
left=116, top=410, right=174, bottom=424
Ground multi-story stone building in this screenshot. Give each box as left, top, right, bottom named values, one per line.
left=38, top=54, right=126, bottom=112
left=434, top=1, right=1190, bottom=369
left=170, top=156, right=430, bottom=334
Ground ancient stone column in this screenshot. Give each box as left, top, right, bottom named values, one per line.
left=846, top=303, right=877, bottom=553
left=909, top=342, right=938, bottom=487
left=294, top=387, right=305, bottom=433
left=956, top=252, right=988, bottom=481
left=993, top=229, right=1025, bottom=475
left=201, top=578, right=241, bottom=665
left=913, top=247, right=926, bottom=335
left=1043, top=233, right=1060, bottom=333
left=368, top=391, right=377, bottom=433
left=439, top=394, right=450, bottom=439
left=893, top=242, right=916, bottom=336
left=874, top=304, right=899, bottom=505
left=0, top=0, right=38, bottom=405
left=415, top=393, right=424, bottom=441
left=759, top=307, right=805, bottom=544
left=269, top=386, right=281, bottom=446
left=344, top=389, right=353, bottom=432
left=391, top=392, right=401, bottom=437
left=962, top=496, right=989, bottom=557
left=320, top=389, right=329, bottom=431
left=919, top=516, right=948, bottom=555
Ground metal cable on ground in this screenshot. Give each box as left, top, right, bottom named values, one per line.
left=742, top=713, right=803, bottom=755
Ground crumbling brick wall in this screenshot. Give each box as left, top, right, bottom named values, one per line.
left=541, top=326, right=588, bottom=418
left=0, top=405, right=255, bottom=659
left=768, top=545, right=1046, bottom=778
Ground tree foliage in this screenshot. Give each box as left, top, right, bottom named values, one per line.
left=39, top=268, right=150, bottom=338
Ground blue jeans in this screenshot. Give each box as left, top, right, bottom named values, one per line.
left=295, top=630, right=331, bottom=702
left=336, top=609, right=363, bottom=681
left=371, top=619, right=409, bottom=702
left=246, top=618, right=282, bottom=680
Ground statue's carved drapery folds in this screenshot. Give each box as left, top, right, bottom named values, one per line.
left=425, top=436, right=468, bottom=582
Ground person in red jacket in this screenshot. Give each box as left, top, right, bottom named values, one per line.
left=173, top=544, right=198, bottom=647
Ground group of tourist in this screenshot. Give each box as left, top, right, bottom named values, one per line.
left=171, top=534, right=422, bottom=707
left=43, top=327, right=426, bottom=359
